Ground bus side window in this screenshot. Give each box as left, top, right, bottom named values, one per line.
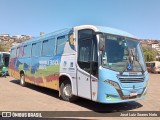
left=56, top=35, right=66, bottom=55
left=24, top=45, right=31, bottom=57
left=11, top=48, right=17, bottom=58
left=78, top=39, right=91, bottom=73
left=42, top=38, right=55, bottom=56
left=10, top=49, right=13, bottom=58
left=32, top=42, right=41, bottom=57
left=16, top=47, right=20, bottom=57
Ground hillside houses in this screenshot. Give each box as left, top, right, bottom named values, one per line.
left=0, top=34, right=31, bottom=44
left=140, top=39, right=160, bottom=51
left=140, top=39, right=160, bottom=60
left=0, top=34, right=32, bottom=51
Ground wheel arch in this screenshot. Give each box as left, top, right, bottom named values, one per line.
left=19, top=70, right=25, bottom=82
left=59, top=73, right=73, bottom=87
left=19, top=70, right=26, bottom=87
left=20, top=70, right=25, bottom=75
left=59, top=73, right=74, bottom=94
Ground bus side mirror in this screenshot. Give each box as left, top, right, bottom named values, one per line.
left=99, top=34, right=105, bottom=51
left=95, top=32, right=105, bottom=51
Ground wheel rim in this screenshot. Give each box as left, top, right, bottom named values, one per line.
left=21, top=75, right=24, bottom=85
left=63, top=84, right=72, bottom=97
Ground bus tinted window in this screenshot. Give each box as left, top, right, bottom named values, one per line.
left=3, top=54, right=10, bottom=67
left=79, top=47, right=90, bottom=62
left=24, top=44, right=31, bottom=57
left=56, top=35, right=66, bottom=55
left=32, top=42, right=41, bottom=57
left=150, top=63, right=155, bottom=68
left=78, top=39, right=92, bottom=73
left=0, top=53, right=10, bottom=67
left=146, top=63, right=150, bottom=67
left=42, top=38, right=55, bottom=56
left=78, top=29, right=93, bottom=39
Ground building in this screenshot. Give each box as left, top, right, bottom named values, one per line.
left=0, top=33, right=32, bottom=52
left=147, top=41, right=160, bottom=52
left=0, top=34, right=9, bottom=37
left=140, top=39, right=160, bottom=61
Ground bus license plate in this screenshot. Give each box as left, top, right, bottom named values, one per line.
left=130, top=92, right=137, bottom=97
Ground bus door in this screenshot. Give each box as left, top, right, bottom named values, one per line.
left=77, top=38, right=92, bottom=99
left=77, top=29, right=98, bottom=100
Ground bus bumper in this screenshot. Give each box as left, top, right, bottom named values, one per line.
left=97, top=81, right=147, bottom=104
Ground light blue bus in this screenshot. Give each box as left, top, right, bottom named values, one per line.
left=9, top=25, right=148, bottom=103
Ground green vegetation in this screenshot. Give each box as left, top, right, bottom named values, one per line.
left=0, top=44, right=4, bottom=51
left=0, top=43, right=10, bottom=52
left=142, top=47, right=157, bottom=62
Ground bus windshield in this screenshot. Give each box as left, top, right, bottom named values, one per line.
left=101, top=34, right=146, bottom=72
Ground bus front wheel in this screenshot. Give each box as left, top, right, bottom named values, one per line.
left=20, top=73, right=26, bottom=87
left=60, top=80, right=77, bottom=102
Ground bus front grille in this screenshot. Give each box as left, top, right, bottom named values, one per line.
left=119, top=77, right=144, bottom=83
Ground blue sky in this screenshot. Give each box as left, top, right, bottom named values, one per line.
left=0, top=0, right=160, bottom=39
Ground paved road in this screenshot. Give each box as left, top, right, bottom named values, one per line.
left=0, top=73, right=160, bottom=120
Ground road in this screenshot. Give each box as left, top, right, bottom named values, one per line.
left=0, top=73, right=160, bottom=120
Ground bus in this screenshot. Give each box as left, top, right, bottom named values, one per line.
left=146, top=61, right=160, bottom=74
left=0, top=52, right=10, bottom=72
left=9, top=25, right=149, bottom=103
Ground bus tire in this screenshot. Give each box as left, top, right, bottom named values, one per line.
left=60, top=80, right=77, bottom=102
left=20, top=73, right=26, bottom=87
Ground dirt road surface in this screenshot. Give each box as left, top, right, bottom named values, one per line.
left=0, top=73, right=159, bottom=120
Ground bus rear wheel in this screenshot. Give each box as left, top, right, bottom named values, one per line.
left=20, top=73, right=26, bottom=87
left=60, top=80, right=77, bottom=102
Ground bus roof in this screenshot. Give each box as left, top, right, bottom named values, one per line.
left=11, top=25, right=137, bottom=49
left=74, top=25, right=137, bottom=39
left=96, top=26, right=137, bottom=39
left=24, top=28, right=72, bottom=44
left=11, top=28, right=72, bottom=49
left=0, top=52, right=10, bottom=54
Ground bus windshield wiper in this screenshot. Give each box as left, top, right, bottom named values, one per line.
left=120, top=47, right=131, bottom=75
left=131, top=49, right=144, bottom=75
left=120, top=48, right=144, bottom=75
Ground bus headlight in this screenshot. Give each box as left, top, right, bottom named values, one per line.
left=104, top=80, right=120, bottom=90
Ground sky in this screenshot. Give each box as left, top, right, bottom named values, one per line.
left=0, top=0, right=160, bottom=40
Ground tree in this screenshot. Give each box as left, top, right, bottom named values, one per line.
left=142, top=47, right=157, bottom=62
left=0, top=44, right=4, bottom=51
left=0, top=43, right=9, bottom=52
